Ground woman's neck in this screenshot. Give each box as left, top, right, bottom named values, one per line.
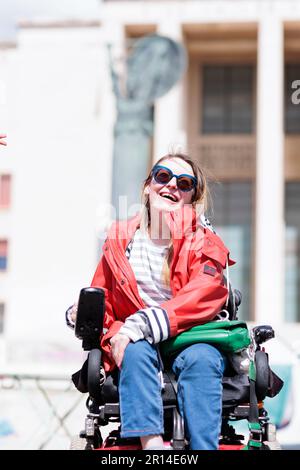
left=147, top=209, right=171, bottom=245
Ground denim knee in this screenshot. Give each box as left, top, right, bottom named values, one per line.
left=173, top=343, right=226, bottom=378
left=122, top=340, right=160, bottom=372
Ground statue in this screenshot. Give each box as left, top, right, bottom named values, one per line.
left=108, top=34, right=187, bottom=219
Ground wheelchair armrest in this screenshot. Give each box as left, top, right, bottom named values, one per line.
left=75, top=287, right=105, bottom=351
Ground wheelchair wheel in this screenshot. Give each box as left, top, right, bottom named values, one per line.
left=87, top=348, right=102, bottom=399
left=255, top=350, right=269, bottom=400
left=262, top=441, right=282, bottom=450
left=70, top=435, right=92, bottom=450
left=262, top=423, right=281, bottom=450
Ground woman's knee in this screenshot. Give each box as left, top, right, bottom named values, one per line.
left=177, top=343, right=225, bottom=376
left=122, top=340, right=158, bottom=370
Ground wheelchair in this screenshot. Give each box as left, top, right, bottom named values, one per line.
left=70, top=286, right=283, bottom=451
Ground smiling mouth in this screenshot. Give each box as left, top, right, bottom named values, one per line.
left=159, top=192, right=179, bottom=202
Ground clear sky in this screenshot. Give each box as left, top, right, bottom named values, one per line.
left=0, top=0, right=101, bottom=41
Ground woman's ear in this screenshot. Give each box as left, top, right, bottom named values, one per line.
left=144, top=186, right=150, bottom=195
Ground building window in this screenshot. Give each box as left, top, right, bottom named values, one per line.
left=0, top=174, right=11, bottom=208
left=285, top=182, right=300, bottom=322
left=202, top=65, right=254, bottom=134
left=0, top=303, right=4, bottom=334
left=208, top=182, right=253, bottom=321
left=285, top=64, right=300, bottom=134
left=0, top=240, right=8, bottom=271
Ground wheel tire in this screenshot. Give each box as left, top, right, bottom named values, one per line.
left=70, top=436, right=90, bottom=450
left=255, top=350, right=269, bottom=400
left=263, top=440, right=282, bottom=450
left=87, top=349, right=102, bottom=399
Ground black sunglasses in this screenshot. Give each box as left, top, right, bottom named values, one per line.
left=152, top=165, right=197, bottom=192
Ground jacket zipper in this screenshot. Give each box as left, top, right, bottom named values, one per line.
left=104, top=238, right=146, bottom=310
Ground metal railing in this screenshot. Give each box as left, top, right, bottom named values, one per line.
left=0, top=369, right=86, bottom=450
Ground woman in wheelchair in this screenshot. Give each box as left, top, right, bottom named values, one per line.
left=68, top=154, right=255, bottom=450
left=67, top=153, right=238, bottom=450
left=67, top=154, right=283, bottom=451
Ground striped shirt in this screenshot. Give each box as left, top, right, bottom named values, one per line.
left=119, top=229, right=172, bottom=344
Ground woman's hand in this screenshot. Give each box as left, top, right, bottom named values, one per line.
left=110, top=333, right=130, bottom=369
left=69, top=302, right=78, bottom=323
left=0, top=134, right=7, bottom=146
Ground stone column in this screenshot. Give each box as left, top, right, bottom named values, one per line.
left=255, top=16, right=284, bottom=325
left=99, top=21, right=125, bottom=224
left=153, top=21, right=186, bottom=162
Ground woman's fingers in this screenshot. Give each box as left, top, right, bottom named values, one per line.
left=110, top=334, right=130, bottom=368
left=0, top=134, right=7, bottom=146
left=114, top=348, right=123, bottom=368
left=70, top=302, right=78, bottom=322
left=112, top=340, right=124, bottom=368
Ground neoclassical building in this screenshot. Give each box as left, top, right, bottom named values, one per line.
left=99, top=0, right=300, bottom=327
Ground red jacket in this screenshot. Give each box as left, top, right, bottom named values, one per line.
left=91, top=206, right=235, bottom=372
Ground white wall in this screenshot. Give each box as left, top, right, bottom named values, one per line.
left=0, top=25, right=115, bottom=367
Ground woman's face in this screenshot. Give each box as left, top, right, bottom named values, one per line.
left=145, top=158, right=195, bottom=213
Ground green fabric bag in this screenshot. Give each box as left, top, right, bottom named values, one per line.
left=160, top=320, right=251, bottom=362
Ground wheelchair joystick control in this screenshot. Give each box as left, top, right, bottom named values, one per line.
left=75, top=287, right=105, bottom=351
left=253, top=325, right=275, bottom=346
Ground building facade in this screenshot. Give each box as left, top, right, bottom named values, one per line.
left=0, top=20, right=107, bottom=367
left=99, top=0, right=300, bottom=327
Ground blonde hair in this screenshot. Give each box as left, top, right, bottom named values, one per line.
left=140, top=153, right=208, bottom=285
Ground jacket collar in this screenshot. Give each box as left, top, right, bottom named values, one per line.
left=107, top=205, right=199, bottom=247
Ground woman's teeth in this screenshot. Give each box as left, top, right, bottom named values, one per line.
left=160, top=193, right=177, bottom=202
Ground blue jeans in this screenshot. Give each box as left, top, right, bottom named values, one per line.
left=119, top=340, right=226, bottom=450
